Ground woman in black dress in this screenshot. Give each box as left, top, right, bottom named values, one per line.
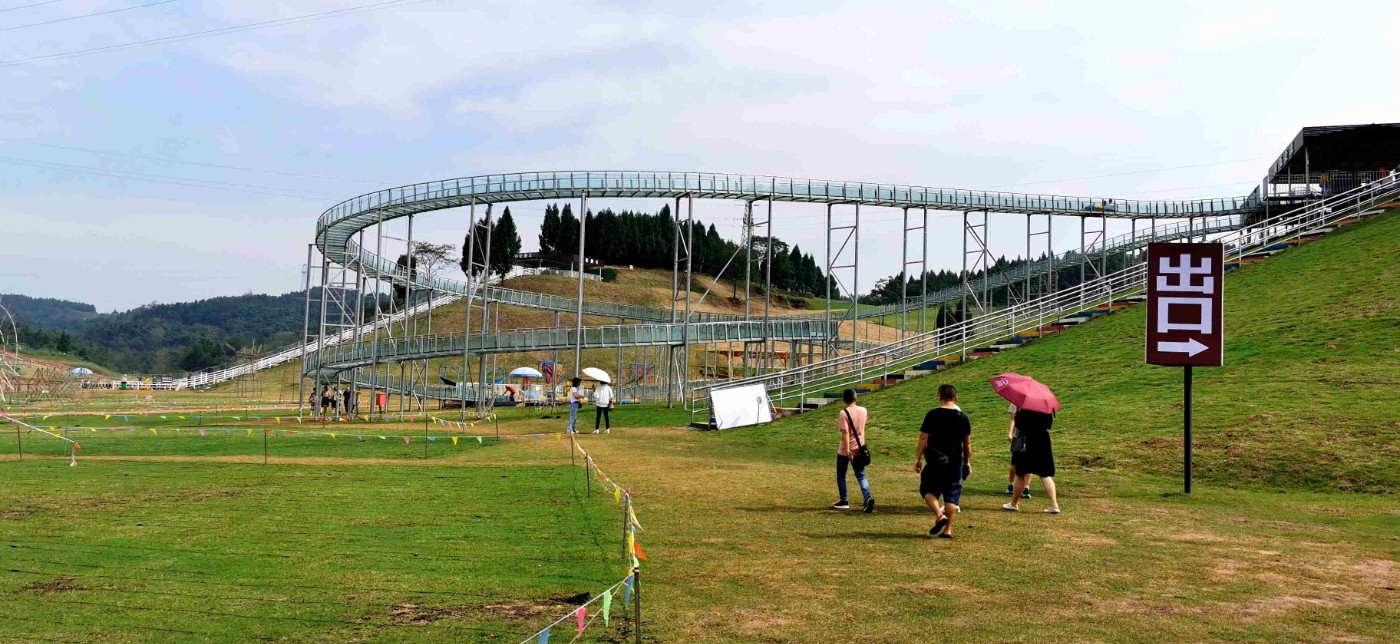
left=1003, top=407, right=1060, bottom=513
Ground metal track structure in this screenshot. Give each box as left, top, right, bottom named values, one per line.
left=301, top=171, right=1277, bottom=411
left=690, top=172, right=1400, bottom=423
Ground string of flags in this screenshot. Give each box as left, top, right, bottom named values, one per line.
left=573, top=441, right=646, bottom=573
left=521, top=574, right=633, bottom=644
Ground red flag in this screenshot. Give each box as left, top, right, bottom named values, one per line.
left=633, top=541, right=648, bottom=561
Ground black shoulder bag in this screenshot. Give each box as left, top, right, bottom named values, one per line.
left=843, top=410, right=872, bottom=468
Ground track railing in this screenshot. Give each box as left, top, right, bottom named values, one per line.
left=690, top=172, right=1400, bottom=423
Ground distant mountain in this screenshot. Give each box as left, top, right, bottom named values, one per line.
left=2, top=291, right=326, bottom=374
left=0, top=294, right=100, bottom=332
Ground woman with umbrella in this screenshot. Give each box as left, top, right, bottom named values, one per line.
left=582, top=367, right=613, bottom=434
left=990, top=373, right=1061, bottom=514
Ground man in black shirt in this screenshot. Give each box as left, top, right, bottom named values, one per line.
left=915, top=384, right=972, bottom=538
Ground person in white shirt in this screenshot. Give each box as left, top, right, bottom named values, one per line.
left=591, top=382, right=614, bottom=434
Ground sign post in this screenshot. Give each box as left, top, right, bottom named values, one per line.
left=1146, top=242, right=1224, bottom=493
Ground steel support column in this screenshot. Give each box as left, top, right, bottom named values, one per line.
left=459, top=198, right=477, bottom=420
left=574, top=192, right=587, bottom=378
left=478, top=204, right=494, bottom=413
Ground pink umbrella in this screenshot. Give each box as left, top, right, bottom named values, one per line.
left=989, top=373, right=1060, bottom=414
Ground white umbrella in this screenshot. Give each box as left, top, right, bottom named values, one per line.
left=581, top=367, right=611, bottom=383
left=70, top=367, right=93, bottom=376
left=508, top=366, right=544, bottom=378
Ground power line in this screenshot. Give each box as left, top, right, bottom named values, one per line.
left=0, top=154, right=336, bottom=200
left=0, top=138, right=385, bottom=184
left=0, top=0, right=436, bottom=68
left=0, top=1, right=65, bottom=13
left=0, top=0, right=177, bottom=33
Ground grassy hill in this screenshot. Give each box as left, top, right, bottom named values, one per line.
left=734, top=208, right=1400, bottom=494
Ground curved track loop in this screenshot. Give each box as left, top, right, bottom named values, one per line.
left=307, top=172, right=1270, bottom=390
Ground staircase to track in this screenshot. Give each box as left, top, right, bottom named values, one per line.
left=691, top=174, right=1400, bottom=426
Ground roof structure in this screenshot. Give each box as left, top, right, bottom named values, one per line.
left=1265, top=123, right=1400, bottom=181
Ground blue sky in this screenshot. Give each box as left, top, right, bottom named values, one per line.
left=1, top=0, right=1396, bottom=311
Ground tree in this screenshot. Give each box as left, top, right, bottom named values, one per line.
left=392, top=253, right=418, bottom=302
left=409, top=241, right=456, bottom=332
left=460, top=220, right=491, bottom=277
left=558, top=204, right=579, bottom=259
left=490, top=207, right=522, bottom=277
left=539, top=204, right=560, bottom=254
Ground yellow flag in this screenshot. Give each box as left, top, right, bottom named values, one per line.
left=178, top=416, right=185, bottom=420
left=49, top=426, right=55, bottom=431
left=556, top=433, right=562, bottom=440
left=247, top=429, right=252, bottom=436
left=104, top=415, right=110, bottom=420
left=150, top=428, right=157, bottom=436
left=275, top=417, right=280, bottom=424
left=614, top=488, right=622, bottom=503
left=452, top=436, right=458, bottom=445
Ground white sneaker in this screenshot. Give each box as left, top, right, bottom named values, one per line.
left=1002, top=503, right=1018, bottom=512
left=592, top=429, right=600, bottom=434
left=1044, top=507, right=1060, bottom=514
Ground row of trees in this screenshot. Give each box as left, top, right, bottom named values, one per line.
left=535, top=203, right=834, bottom=297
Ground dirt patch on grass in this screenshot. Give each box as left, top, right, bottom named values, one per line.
left=387, top=594, right=589, bottom=626
left=18, top=576, right=84, bottom=594
left=0, top=507, right=37, bottom=520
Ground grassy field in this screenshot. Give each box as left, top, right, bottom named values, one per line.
left=2, top=211, right=1396, bottom=641
left=0, top=444, right=634, bottom=642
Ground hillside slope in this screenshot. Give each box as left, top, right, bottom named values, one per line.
left=733, top=209, right=1400, bottom=493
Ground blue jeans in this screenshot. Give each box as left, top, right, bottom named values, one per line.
left=568, top=402, right=579, bottom=433
left=836, top=454, right=871, bottom=503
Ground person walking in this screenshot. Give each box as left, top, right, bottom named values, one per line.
left=566, top=377, right=585, bottom=434
left=1004, top=404, right=1032, bottom=500
left=591, top=380, right=614, bottom=434
left=1003, top=407, right=1060, bottom=514
left=832, top=389, right=874, bottom=513
left=915, top=384, right=971, bottom=538
left=344, top=387, right=356, bottom=415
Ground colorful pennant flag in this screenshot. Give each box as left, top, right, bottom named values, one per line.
left=538, top=626, right=550, bottom=644
left=476, top=436, right=483, bottom=445
left=575, top=607, right=585, bottom=636
left=633, top=540, right=647, bottom=561
left=451, top=436, right=458, bottom=445
left=149, top=428, right=157, bottom=436
left=602, top=589, right=612, bottom=626
left=104, top=415, right=110, bottom=420
left=198, top=429, right=206, bottom=436
left=403, top=436, right=410, bottom=445
left=330, top=433, right=336, bottom=439
left=614, top=488, right=622, bottom=504
left=624, top=577, right=633, bottom=608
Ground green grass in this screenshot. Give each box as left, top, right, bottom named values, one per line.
left=0, top=453, right=631, bottom=642
left=2, top=211, right=1396, bottom=641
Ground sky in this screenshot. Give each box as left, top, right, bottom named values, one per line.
left=0, top=0, right=1396, bottom=312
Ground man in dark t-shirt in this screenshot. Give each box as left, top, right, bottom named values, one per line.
left=915, top=384, right=972, bottom=538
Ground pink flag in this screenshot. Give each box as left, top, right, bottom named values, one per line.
left=403, top=436, right=410, bottom=445
left=198, top=429, right=206, bottom=436
left=575, top=606, right=586, bottom=635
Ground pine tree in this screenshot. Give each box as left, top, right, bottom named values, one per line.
left=539, top=204, right=560, bottom=254
left=491, top=207, right=522, bottom=277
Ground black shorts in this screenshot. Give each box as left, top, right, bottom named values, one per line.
left=920, top=466, right=963, bottom=505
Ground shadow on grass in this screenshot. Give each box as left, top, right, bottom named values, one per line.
left=734, top=505, right=936, bottom=517
left=801, top=531, right=931, bottom=541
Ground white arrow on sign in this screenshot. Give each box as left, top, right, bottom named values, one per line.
left=1157, top=338, right=1208, bottom=356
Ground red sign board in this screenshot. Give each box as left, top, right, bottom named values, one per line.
left=1146, top=242, right=1224, bottom=367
